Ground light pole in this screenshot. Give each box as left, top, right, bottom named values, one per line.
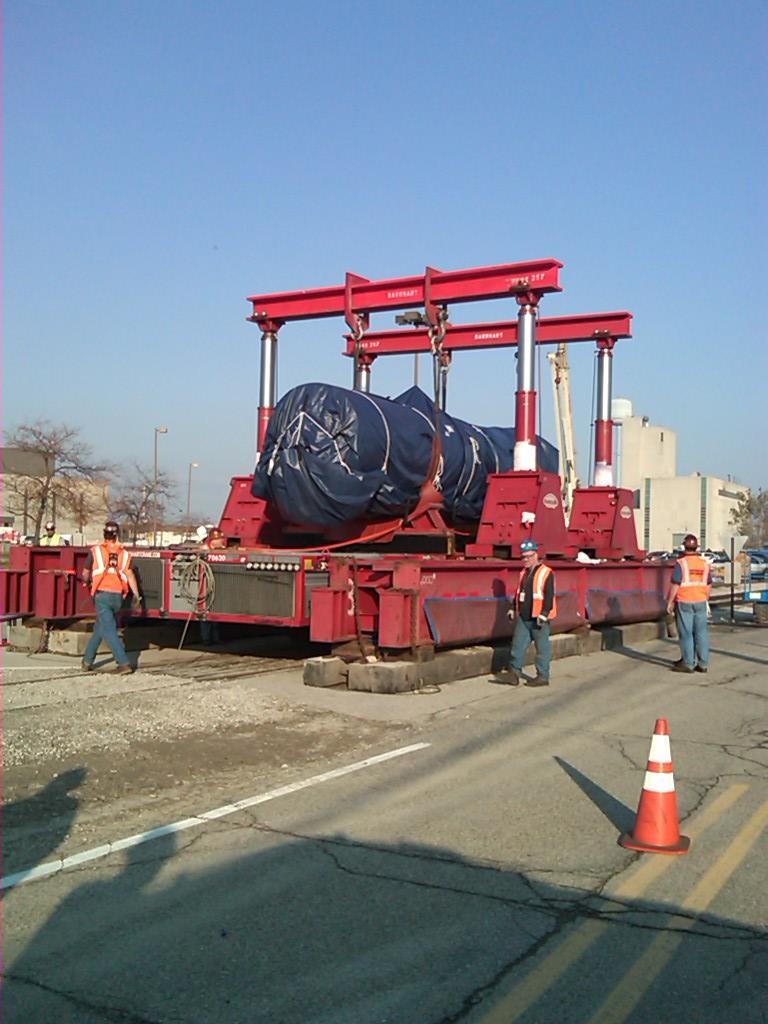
left=153, top=426, right=168, bottom=546
left=186, top=461, right=198, bottom=526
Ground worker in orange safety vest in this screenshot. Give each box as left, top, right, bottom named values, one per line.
left=666, top=533, right=712, bottom=673
left=81, top=520, right=141, bottom=674
left=492, top=538, right=557, bottom=688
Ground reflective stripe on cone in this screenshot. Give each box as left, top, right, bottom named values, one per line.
left=619, top=717, right=691, bottom=855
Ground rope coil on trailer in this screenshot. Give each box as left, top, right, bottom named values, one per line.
left=177, top=555, right=217, bottom=609
left=176, top=554, right=217, bottom=650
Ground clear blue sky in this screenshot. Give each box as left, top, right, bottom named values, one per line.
left=4, top=0, right=766, bottom=521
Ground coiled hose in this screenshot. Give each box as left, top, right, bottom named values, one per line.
left=176, top=555, right=216, bottom=649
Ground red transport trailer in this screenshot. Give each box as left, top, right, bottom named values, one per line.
left=1, top=258, right=673, bottom=652
left=1, top=532, right=671, bottom=654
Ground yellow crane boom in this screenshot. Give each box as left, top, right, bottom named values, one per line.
left=547, top=343, right=579, bottom=511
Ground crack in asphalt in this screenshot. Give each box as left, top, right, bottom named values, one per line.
left=612, top=734, right=766, bottom=785
left=730, top=687, right=768, bottom=701
left=430, top=916, right=591, bottom=1024
left=737, top=718, right=767, bottom=738
left=721, top=943, right=768, bottom=993
left=723, top=744, right=768, bottom=772
left=1, top=971, right=184, bottom=1024
left=614, top=736, right=643, bottom=772
left=678, top=778, right=730, bottom=828
left=233, top=820, right=767, bottom=943
left=434, top=930, right=768, bottom=1024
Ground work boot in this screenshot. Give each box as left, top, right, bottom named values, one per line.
left=672, top=663, right=694, bottom=673
left=695, top=665, right=708, bottom=673
left=525, top=676, right=550, bottom=687
left=492, top=667, right=520, bottom=686
left=81, top=659, right=94, bottom=672
left=115, top=663, right=134, bottom=675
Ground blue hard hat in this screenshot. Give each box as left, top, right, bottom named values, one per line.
left=520, top=540, right=539, bottom=552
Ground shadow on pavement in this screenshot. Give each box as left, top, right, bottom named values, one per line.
left=707, top=646, right=768, bottom=667
left=2, top=767, right=87, bottom=879
left=611, top=630, right=767, bottom=670
left=3, top=817, right=765, bottom=1023
left=611, top=643, right=677, bottom=668
left=554, top=757, right=637, bottom=834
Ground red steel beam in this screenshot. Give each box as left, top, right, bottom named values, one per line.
left=343, top=311, right=632, bottom=357
left=247, top=259, right=563, bottom=324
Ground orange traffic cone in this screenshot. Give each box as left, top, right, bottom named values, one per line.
left=619, top=718, right=690, bottom=854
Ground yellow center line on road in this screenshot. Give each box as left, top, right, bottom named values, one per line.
left=587, top=795, right=768, bottom=1024
left=479, top=783, right=749, bottom=1024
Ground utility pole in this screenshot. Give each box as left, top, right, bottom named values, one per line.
left=153, top=425, right=168, bottom=546
left=186, top=461, right=198, bottom=526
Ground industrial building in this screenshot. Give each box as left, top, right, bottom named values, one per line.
left=612, top=401, right=748, bottom=553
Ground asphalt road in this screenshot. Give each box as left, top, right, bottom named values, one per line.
left=2, top=621, right=767, bottom=1023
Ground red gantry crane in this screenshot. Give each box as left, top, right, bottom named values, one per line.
left=2, top=258, right=670, bottom=657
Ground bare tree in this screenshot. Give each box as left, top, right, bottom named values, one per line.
left=4, top=420, right=111, bottom=539
left=111, top=462, right=176, bottom=543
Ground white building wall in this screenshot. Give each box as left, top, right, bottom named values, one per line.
left=617, top=411, right=747, bottom=554
left=0, top=476, right=110, bottom=544
left=619, top=416, right=677, bottom=490
left=703, top=477, right=747, bottom=553
left=637, top=474, right=747, bottom=553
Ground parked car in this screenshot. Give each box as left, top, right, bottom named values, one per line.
left=646, top=548, right=730, bottom=581
left=746, top=552, right=768, bottom=580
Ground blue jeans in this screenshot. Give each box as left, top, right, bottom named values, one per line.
left=84, top=591, right=130, bottom=667
left=510, top=617, right=552, bottom=680
left=675, top=601, right=709, bottom=669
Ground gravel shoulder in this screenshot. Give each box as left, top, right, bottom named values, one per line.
left=2, top=647, right=419, bottom=876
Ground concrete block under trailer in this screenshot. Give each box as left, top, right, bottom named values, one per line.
left=1, top=545, right=673, bottom=651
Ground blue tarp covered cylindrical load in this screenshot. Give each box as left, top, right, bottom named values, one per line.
left=251, top=383, right=558, bottom=527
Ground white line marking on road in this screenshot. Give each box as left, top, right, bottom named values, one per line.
left=2, top=743, right=431, bottom=890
